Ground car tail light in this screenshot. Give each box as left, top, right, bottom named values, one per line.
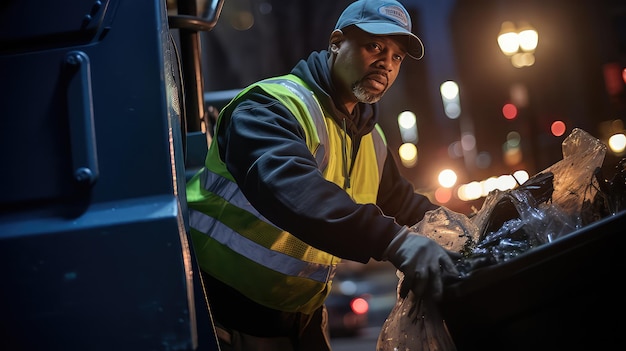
left=350, top=297, right=369, bottom=315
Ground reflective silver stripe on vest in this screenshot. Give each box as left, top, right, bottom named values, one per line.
left=371, top=127, right=387, bottom=181
left=190, top=169, right=333, bottom=283
left=199, top=168, right=266, bottom=220
left=190, top=209, right=332, bottom=282
left=265, top=78, right=329, bottom=171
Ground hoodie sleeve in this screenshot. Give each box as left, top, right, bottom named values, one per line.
left=376, top=148, right=439, bottom=226
left=216, top=88, right=402, bottom=263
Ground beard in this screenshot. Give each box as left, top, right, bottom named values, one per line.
left=352, top=79, right=386, bottom=104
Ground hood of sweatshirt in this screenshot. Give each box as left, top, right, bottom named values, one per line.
left=290, top=50, right=378, bottom=139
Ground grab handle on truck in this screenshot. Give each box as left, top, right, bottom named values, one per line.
left=65, top=50, right=99, bottom=186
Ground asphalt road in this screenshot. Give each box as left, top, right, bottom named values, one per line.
left=331, top=325, right=382, bottom=351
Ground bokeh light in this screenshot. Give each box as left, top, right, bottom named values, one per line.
left=435, top=187, right=452, bottom=204
left=551, top=120, right=567, bottom=136
left=398, top=143, right=418, bottom=168
left=608, top=133, right=626, bottom=153
left=502, top=103, right=518, bottom=120
left=438, top=169, right=457, bottom=188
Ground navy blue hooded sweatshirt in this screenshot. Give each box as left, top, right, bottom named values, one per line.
left=214, top=50, right=437, bottom=263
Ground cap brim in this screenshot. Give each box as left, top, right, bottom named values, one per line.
left=355, top=22, right=424, bottom=60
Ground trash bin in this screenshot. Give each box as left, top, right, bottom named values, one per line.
left=441, top=209, right=626, bottom=350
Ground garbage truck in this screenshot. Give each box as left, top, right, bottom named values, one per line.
left=0, top=0, right=224, bottom=349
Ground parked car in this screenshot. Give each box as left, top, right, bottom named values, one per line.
left=326, top=275, right=370, bottom=337
left=326, top=260, right=399, bottom=337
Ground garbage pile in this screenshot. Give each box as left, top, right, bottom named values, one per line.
left=376, top=128, right=626, bottom=351
left=456, top=127, right=625, bottom=273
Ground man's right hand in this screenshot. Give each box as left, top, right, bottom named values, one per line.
left=383, top=227, right=461, bottom=301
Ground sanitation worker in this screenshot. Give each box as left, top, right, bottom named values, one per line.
left=187, top=1, right=462, bottom=349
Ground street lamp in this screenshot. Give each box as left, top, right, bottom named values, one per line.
left=498, top=21, right=538, bottom=68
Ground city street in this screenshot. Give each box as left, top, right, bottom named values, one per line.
left=331, top=325, right=382, bottom=351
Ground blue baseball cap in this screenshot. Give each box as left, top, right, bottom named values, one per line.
left=335, top=0, right=424, bottom=60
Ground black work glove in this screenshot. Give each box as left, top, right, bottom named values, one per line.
left=384, top=227, right=461, bottom=301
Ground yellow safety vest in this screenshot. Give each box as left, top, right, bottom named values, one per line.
left=186, top=74, right=387, bottom=314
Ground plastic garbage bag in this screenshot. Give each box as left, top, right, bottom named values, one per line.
left=543, top=128, right=606, bottom=226
left=377, top=271, right=457, bottom=351
left=376, top=206, right=476, bottom=351
left=582, top=151, right=626, bottom=223
left=455, top=128, right=606, bottom=273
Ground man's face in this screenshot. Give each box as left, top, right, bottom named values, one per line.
left=331, top=26, right=408, bottom=106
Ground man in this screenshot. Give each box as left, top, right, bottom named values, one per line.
left=186, top=0, right=462, bottom=350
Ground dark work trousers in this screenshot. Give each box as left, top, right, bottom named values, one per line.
left=201, top=271, right=332, bottom=351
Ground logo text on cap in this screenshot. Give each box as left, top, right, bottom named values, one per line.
left=378, top=5, right=409, bottom=29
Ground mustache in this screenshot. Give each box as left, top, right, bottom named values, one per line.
left=364, top=70, right=389, bottom=86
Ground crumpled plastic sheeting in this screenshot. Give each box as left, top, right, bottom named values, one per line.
left=376, top=128, right=608, bottom=351
left=454, top=186, right=579, bottom=274
left=433, top=128, right=606, bottom=273
left=544, top=128, right=606, bottom=225
left=414, top=206, right=481, bottom=253
left=454, top=128, right=606, bottom=271
left=377, top=207, right=476, bottom=351
left=377, top=276, right=457, bottom=351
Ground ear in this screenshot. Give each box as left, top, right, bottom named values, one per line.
left=328, top=29, right=344, bottom=53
